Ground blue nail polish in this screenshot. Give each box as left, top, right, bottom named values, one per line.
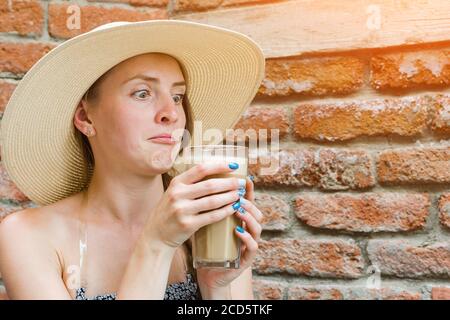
left=238, top=207, right=245, bottom=214
left=239, top=198, right=246, bottom=205
left=238, top=188, right=246, bottom=197
left=229, top=162, right=239, bottom=170
left=236, top=226, right=244, bottom=233
left=248, top=175, right=254, bottom=181
left=238, top=178, right=246, bottom=188
left=232, top=201, right=241, bottom=210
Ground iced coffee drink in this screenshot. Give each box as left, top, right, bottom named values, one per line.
left=171, top=145, right=248, bottom=269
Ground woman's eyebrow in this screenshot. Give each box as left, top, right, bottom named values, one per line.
left=122, top=74, right=186, bottom=87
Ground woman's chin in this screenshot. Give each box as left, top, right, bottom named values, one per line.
left=145, top=149, right=177, bottom=172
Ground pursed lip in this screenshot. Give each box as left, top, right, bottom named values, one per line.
left=148, top=133, right=178, bottom=145
left=149, top=137, right=177, bottom=145
left=149, top=133, right=173, bottom=139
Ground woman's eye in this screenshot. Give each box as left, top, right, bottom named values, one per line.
left=133, top=89, right=150, bottom=99
left=132, top=90, right=184, bottom=104
left=173, top=94, right=185, bottom=104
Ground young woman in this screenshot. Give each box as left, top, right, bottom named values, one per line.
left=0, top=20, right=265, bottom=300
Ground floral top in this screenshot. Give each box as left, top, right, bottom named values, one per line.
left=74, top=273, right=202, bottom=300
left=75, top=218, right=201, bottom=300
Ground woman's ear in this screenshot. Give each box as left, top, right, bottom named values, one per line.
left=73, top=99, right=96, bottom=136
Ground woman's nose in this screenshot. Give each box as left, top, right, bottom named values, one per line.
left=155, top=94, right=179, bottom=123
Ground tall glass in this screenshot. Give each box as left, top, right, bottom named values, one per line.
left=171, top=145, right=248, bottom=269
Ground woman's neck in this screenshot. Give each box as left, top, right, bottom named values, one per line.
left=81, top=167, right=165, bottom=226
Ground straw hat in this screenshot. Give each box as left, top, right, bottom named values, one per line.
left=0, top=19, right=265, bottom=206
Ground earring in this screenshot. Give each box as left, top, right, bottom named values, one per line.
left=85, top=127, right=94, bottom=137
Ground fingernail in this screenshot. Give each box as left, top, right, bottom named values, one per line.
left=229, top=162, right=239, bottom=170
left=238, top=207, right=246, bottom=214
left=239, top=198, right=246, bottom=205
left=238, top=188, right=246, bottom=197
left=236, top=226, right=245, bottom=233
left=232, top=201, right=241, bottom=211
left=248, top=175, right=254, bottom=181
left=238, top=178, right=246, bottom=188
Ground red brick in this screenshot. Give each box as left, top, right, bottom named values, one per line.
left=0, top=80, right=17, bottom=113
left=254, top=192, right=290, bottom=231
left=249, top=148, right=374, bottom=190
left=288, top=286, right=343, bottom=300
left=259, top=56, right=365, bottom=97
left=87, top=0, right=168, bottom=6
left=376, top=147, right=450, bottom=185
left=0, top=0, right=43, bottom=36
left=370, top=49, right=450, bottom=90
left=367, top=240, right=450, bottom=278
left=172, top=0, right=222, bottom=13
left=172, top=0, right=278, bottom=12
left=253, top=239, right=364, bottom=278
left=0, top=200, right=35, bottom=223
left=222, top=0, right=284, bottom=7
left=438, top=192, right=450, bottom=229
left=376, top=289, right=422, bottom=300
left=294, top=192, right=430, bottom=233
left=430, top=94, right=450, bottom=136
left=0, top=204, right=35, bottom=225
left=0, top=162, right=29, bottom=202
left=252, top=279, right=287, bottom=300
left=293, top=96, right=429, bottom=141
left=48, top=3, right=168, bottom=39
left=0, top=42, right=55, bottom=75
left=288, top=286, right=422, bottom=300
left=431, top=287, right=450, bottom=300
left=226, top=105, right=289, bottom=143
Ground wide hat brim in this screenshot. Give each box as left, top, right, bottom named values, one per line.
left=0, top=19, right=265, bottom=206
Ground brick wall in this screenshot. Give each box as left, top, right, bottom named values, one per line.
left=0, top=0, right=449, bottom=300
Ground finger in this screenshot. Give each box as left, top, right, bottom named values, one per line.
left=238, top=197, right=264, bottom=223
left=189, top=189, right=240, bottom=214
left=183, top=177, right=247, bottom=200
left=234, top=209, right=262, bottom=242
left=244, top=176, right=255, bottom=202
left=193, top=200, right=239, bottom=229
left=235, top=227, right=258, bottom=268
left=177, top=161, right=241, bottom=185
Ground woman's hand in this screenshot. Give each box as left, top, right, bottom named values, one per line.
left=143, top=162, right=246, bottom=250
left=196, top=176, right=263, bottom=292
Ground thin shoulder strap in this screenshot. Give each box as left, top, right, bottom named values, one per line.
left=78, top=212, right=88, bottom=290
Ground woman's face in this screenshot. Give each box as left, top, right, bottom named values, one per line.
left=74, top=53, right=187, bottom=176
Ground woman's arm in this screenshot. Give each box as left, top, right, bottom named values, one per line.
left=0, top=209, right=177, bottom=300
left=230, top=267, right=254, bottom=299
left=0, top=211, right=72, bottom=299
left=198, top=267, right=255, bottom=299
left=115, top=231, right=176, bottom=299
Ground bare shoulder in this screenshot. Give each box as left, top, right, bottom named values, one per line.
left=0, top=206, right=60, bottom=266
left=0, top=207, right=47, bottom=241
left=1, top=204, right=60, bottom=235
left=0, top=193, right=82, bottom=246
left=0, top=194, right=81, bottom=299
